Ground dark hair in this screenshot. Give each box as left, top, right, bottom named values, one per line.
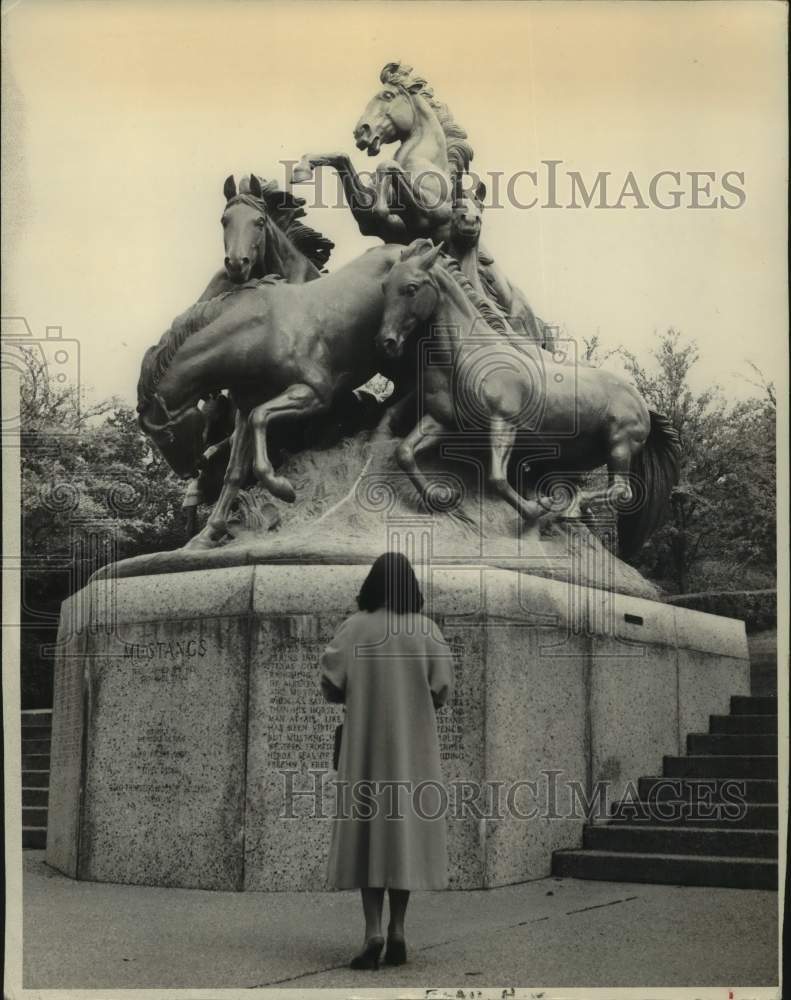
left=357, top=552, right=424, bottom=613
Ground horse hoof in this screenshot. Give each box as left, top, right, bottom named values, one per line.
left=523, top=500, right=549, bottom=521
left=291, top=161, right=314, bottom=183
left=268, top=476, right=296, bottom=503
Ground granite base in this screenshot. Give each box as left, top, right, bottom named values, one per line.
left=46, top=565, right=750, bottom=890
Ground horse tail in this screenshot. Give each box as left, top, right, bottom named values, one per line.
left=618, top=410, right=682, bottom=559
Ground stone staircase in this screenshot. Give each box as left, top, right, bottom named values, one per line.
left=553, top=695, right=778, bottom=889
left=22, top=708, right=52, bottom=849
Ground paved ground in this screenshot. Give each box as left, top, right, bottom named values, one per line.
left=21, top=852, right=778, bottom=991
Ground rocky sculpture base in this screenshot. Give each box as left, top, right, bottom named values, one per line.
left=107, top=418, right=659, bottom=600
left=46, top=564, right=749, bottom=891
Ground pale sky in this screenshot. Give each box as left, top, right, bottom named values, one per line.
left=2, top=0, right=788, bottom=406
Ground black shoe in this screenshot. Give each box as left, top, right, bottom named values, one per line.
left=350, top=936, right=384, bottom=970
left=384, top=936, right=407, bottom=965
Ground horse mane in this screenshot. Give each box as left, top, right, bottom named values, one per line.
left=233, top=176, right=334, bottom=269
left=380, top=62, right=474, bottom=179
left=437, top=254, right=511, bottom=336
left=136, top=277, right=284, bottom=407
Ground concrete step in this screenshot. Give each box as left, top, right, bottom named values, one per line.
left=22, top=827, right=47, bottom=850
left=636, top=776, right=778, bottom=803
left=21, top=738, right=52, bottom=756
left=731, top=696, right=777, bottom=716
left=552, top=849, right=778, bottom=889
left=22, top=754, right=50, bottom=772
left=609, top=802, right=777, bottom=829
left=710, top=714, right=777, bottom=734
left=22, top=770, right=50, bottom=788
left=21, top=709, right=52, bottom=726
left=584, top=823, right=777, bottom=858
left=20, top=725, right=53, bottom=740
left=663, top=755, right=777, bottom=779
left=22, top=788, right=49, bottom=807
left=23, top=807, right=48, bottom=827
left=687, top=733, right=777, bottom=755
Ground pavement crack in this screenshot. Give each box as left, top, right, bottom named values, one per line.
left=256, top=898, right=640, bottom=985
left=248, top=961, right=355, bottom=987
left=564, top=895, right=639, bottom=916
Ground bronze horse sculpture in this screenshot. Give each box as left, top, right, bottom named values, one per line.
left=293, top=61, right=545, bottom=338
left=198, top=173, right=333, bottom=300
left=138, top=243, right=407, bottom=547
left=293, top=62, right=473, bottom=243
left=376, top=240, right=681, bottom=557
left=177, top=175, right=335, bottom=522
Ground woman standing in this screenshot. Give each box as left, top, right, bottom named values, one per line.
left=320, top=552, right=454, bottom=970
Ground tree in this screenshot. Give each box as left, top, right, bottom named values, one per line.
left=617, top=330, right=776, bottom=593
left=580, top=332, right=622, bottom=368
left=19, top=352, right=185, bottom=706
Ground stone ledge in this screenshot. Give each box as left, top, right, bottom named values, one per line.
left=668, top=590, right=776, bottom=634
left=673, top=604, right=749, bottom=659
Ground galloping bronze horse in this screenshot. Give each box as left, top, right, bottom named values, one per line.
left=293, top=62, right=472, bottom=243
left=376, top=240, right=681, bottom=556
left=177, top=175, right=335, bottom=523
left=138, top=244, right=405, bottom=547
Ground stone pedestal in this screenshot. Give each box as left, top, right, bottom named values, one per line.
left=46, top=564, right=750, bottom=891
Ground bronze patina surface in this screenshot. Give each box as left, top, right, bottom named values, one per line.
left=123, top=61, right=681, bottom=593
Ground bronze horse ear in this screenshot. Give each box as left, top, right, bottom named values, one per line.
left=400, top=237, right=434, bottom=260
left=249, top=174, right=264, bottom=200
left=474, top=179, right=487, bottom=204
left=223, top=175, right=237, bottom=201
left=417, top=241, right=444, bottom=270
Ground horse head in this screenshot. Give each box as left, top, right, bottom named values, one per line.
left=377, top=238, right=444, bottom=359
left=137, top=392, right=208, bottom=480
left=221, top=174, right=270, bottom=283
left=353, top=63, right=428, bottom=156
left=451, top=180, right=486, bottom=248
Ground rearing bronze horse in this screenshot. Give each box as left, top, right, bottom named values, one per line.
left=293, top=62, right=472, bottom=243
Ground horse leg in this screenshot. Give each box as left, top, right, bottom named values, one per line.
left=489, top=416, right=546, bottom=521
left=395, top=167, right=451, bottom=233
left=374, top=160, right=408, bottom=225
left=293, top=153, right=373, bottom=205
left=186, top=410, right=252, bottom=548
left=370, top=389, right=416, bottom=445
left=577, top=442, right=634, bottom=511
left=202, top=435, right=232, bottom=464
left=395, top=412, right=463, bottom=512
left=292, top=153, right=393, bottom=237
left=248, top=383, right=327, bottom=502
left=380, top=162, right=447, bottom=233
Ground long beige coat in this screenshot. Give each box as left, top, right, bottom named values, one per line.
left=320, top=609, right=454, bottom=890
